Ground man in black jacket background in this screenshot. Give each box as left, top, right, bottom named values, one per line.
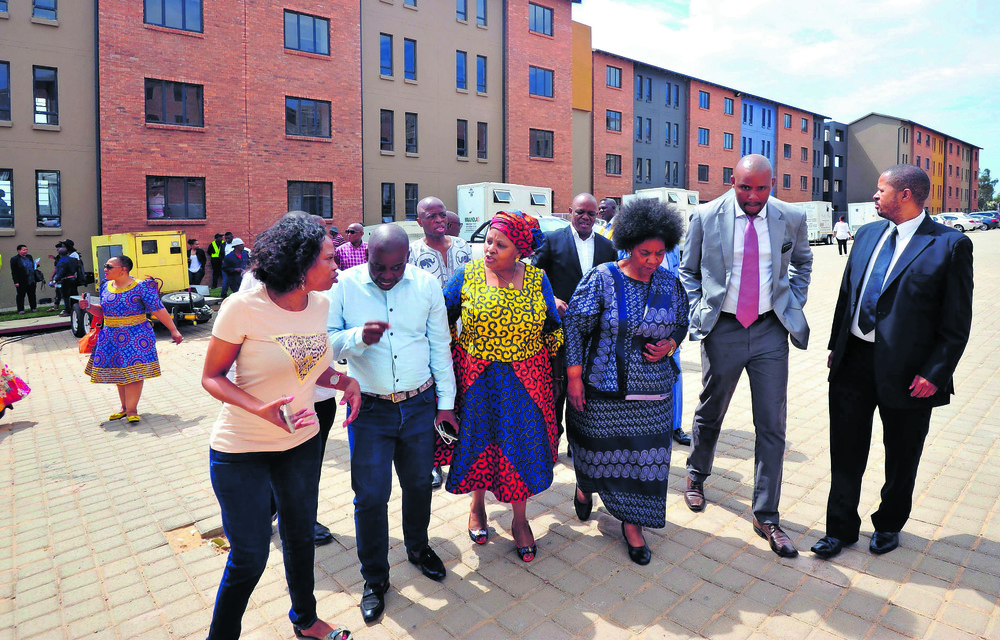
left=10, top=244, right=38, bottom=314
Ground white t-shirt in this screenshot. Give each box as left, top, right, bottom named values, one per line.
left=210, top=286, right=333, bottom=453
left=834, top=221, right=852, bottom=240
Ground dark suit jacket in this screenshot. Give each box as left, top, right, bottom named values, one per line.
left=10, top=253, right=36, bottom=285
left=828, top=216, right=973, bottom=408
left=533, top=225, right=618, bottom=303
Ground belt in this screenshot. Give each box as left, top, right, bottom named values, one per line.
left=721, top=310, right=774, bottom=324
left=104, top=314, right=149, bottom=327
left=362, top=377, right=434, bottom=403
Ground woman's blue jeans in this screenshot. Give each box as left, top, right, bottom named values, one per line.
left=207, top=435, right=321, bottom=640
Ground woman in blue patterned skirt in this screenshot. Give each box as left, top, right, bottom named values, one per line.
left=81, top=255, right=183, bottom=423
left=563, top=198, right=688, bottom=565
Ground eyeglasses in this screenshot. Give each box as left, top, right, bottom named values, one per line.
left=103, top=264, right=117, bottom=270
left=344, top=230, right=359, bottom=235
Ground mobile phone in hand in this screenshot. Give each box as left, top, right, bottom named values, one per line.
left=280, top=402, right=296, bottom=433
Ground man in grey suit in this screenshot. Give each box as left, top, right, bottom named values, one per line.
left=679, top=154, right=813, bottom=558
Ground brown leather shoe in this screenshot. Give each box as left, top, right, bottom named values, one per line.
left=752, top=519, right=798, bottom=558
left=684, top=478, right=705, bottom=512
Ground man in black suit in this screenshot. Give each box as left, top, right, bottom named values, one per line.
left=11, top=244, right=38, bottom=314
left=812, top=164, right=973, bottom=559
left=533, top=192, right=618, bottom=450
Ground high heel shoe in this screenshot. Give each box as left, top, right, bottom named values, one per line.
left=621, top=522, right=651, bottom=565
left=468, top=528, right=488, bottom=545
left=573, top=486, right=593, bottom=521
left=513, top=522, right=536, bottom=562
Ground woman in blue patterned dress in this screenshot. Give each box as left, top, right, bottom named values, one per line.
left=81, top=255, right=183, bottom=423
left=563, top=198, right=688, bottom=565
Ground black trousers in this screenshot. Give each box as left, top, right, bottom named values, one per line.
left=826, top=336, right=932, bottom=542
left=61, top=282, right=79, bottom=314
left=837, top=238, right=849, bottom=255
left=15, top=282, right=37, bottom=312
left=189, top=269, right=205, bottom=286
left=210, top=257, right=223, bottom=288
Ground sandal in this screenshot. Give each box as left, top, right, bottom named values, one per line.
left=126, top=415, right=141, bottom=423
left=469, top=528, right=488, bottom=545
left=292, top=623, right=352, bottom=640
left=515, top=544, right=536, bottom=562
left=109, top=411, right=127, bottom=421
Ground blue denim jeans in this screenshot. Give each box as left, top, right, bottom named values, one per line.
left=207, top=436, right=321, bottom=640
left=348, top=386, right=436, bottom=584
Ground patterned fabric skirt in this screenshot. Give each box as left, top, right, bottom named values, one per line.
left=0, top=364, right=31, bottom=406
left=567, top=395, right=673, bottom=529
left=85, top=322, right=161, bottom=385
left=436, top=346, right=557, bottom=503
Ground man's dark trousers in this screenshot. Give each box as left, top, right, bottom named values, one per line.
left=15, top=282, right=37, bottom=312
left=211, top=257, right=224, bottom=289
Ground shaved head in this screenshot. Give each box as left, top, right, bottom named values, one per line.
left=446, top=211, right=461, bottom=237
left=369, top=223, right=409, bottom=253
left=416, top=196, right=448, bottom=240
left=732, top=154, right=775, bottom=215
left=736, top=154, right=773, bottom=180
left=368, top=224, right=410, bottom=290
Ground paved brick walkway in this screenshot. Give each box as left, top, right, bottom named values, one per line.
left=2, top=232, right=999, bottom=639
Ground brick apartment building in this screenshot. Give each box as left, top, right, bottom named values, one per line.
left=823, top=122, right=849, bottom=214
left=98, top=0, right=362, bottom=251
left=590, top=51, right=632, bottom=203
left=775, top=104, right=819, bottom=204
left=632, top=61, right=688, bottom=197
left=686, top=79, right=741, bottom=202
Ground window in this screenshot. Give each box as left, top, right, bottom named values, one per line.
left=32, top=66, right=58, bottom=125
left=457, top=119, right=468, bottom=157
left=380, top=34, right=393, bottom=76
left=284, top=10, right=330, bottom=55
left=380, top=109, right=394, bottom=152
left=814, top=150, right=820, bottom=167
left=285, top=97, right=331, bottom=138
left=762, top=140, right=770, bottom=158
left=782, top=174, right=791, bottom=189
left=673, top=123, right=678, bottom=146
left=635, top=75, right=642, bottom=100
left=476, top=55, right=487, bottom=92
left=404, top=39, right=417, bottom=80
left=783, top=144, right=791, bottom=159
left=645, top=78, right=651, bottom=101
left=665, top=83, right=672, bottom=106
left=476, top=0, right=486, bottom=26
left=529, top=66, right=553, bottom=97
left=456, top=51, right=467, bottom=89
left=698, top=128, right=709, bottom=146
left=723, top=167, right=733, bottom=183
left=724, top=97, right=734, bottom=115
left=784, top=113, right=791, bottom=128
left=723, top=132, right=733, bottom=150
left=635, top=158, right=642, bottom=181
left=145, top=175, right=204, bottom=220
left=606, top=66, right=621, bottom=88
left=33, top=0, right=56, bottom=20
left=800, top=175, right=808, bottom=190
left=456, top=0, right=467, bottom=20
left=698, top=91, right=709, bottom=109
left=405, top=184, right=419, bottom=221
left=0, top=169, right=12, bottom=228
left=949, top=142, right=953, bottom=153
left=664, top=162, right=670, bottom=182
left=801, top=117, right=808, bottom=133
left=528, top=3, right=552, bottom=35
left=529, top=129, right=553, bottom=158
left=664, top=121, right=671, bottom=144
left=835, top=155, right=843, bottom=168
left=672, top=162, right=678, bottom=184
left=144, top=0, right=202, bottom=32
left=287, top=181, right=332, bottom=219
left=404, top=0, right=416, bottom=5
left=635, top=117, right=641, bottom=141
left=925, top=158, right=930, bottom=170
left=405, top=112, right=418, bottom=154
left=645, top=118, right=651, bottom=143
left=801, top=147, right=808, bottom=162
left=381, top=183, right=396, bottom=223
left=0, top=62, right=10, bottom=121
left=917, top=131, right=922, bottom=144
left=144, top=79, right=203, bottom=127
left=477, top=121, right=487, bottom=159
left=697, top=164, right=709, bottom=182
left=834, top=128, right=843, bottom=142
left=672, top=84, right=679, bottom=106
left=606, top=110, right=621, bottom=132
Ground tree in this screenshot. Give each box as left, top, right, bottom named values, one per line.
left=979, top=168, right=997, bottom=210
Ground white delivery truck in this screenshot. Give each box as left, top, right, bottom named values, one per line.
left=799, top=201, right=834, bottom=244
left=622, top=188, right=701, bottom=220
left=848, top=201, right=879, bottom=232
left=455, top=182, right=553, bottom=241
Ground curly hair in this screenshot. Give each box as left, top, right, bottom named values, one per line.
left=613, top=197, right=685, bottom=253
left=251, top=211, right=328, bottom=294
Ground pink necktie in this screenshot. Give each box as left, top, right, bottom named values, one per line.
left=736, top=215, right=760, bottom=328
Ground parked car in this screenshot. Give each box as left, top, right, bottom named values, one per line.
left=468, top=215, right=570, bottom=260
left=969, top=211, right=1000, bottom=230
left=936, top=214, right=983, bottom=233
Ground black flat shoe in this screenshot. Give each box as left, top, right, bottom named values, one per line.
left=869, top=531, right=899, bottom=555
left=573, top=486, right=593, bottom=521
left=621, top=522, right=651, bottom=565
left=313, top=523, right=335, bottom=547
left=672, top=428, right=692, bottom=446
left=810, top=535, right=852, bottom=559
left=360, top=581, right=389, bottom=623
left=406, top=546, right=446, bottom=581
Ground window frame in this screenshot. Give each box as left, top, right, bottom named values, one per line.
left=782, top=174, right=791, bottom=189
left=606, top=65, right=621, bottom=88
left=405, top=112, right=418, bottom=154
left=697, top=164, right=709, bottom=182
left=606, top=109, right=621, bottom=132
left=698, top=127, right=709, bottom=146
left=783, top=113, right=791, bottom=128
left=457, top=118, right=468, bottom=158
left=0, top=168, right=13, bottom=228
left=456, top=0, right=467, bottom=21
left=0, top=61, right=10, bottom=121
left=722, top=167, right=733, bottom=184
left=476, top=0, right=487, bottom=26
left=528, top=3, right=553, bottom=36
left=36, top=170, right=62, bottom=227
left=723, top=132, right=733, bottom=150
left=698, top=90, right=710, bottom=110
left=477, top=121, right=488, bottom=159
left=529, top=128, right=553, bottom=158
left=379, top=33, right=393, bottom=77
left=404, top=183, right=419, bottom=221
left=403, top=38, right=417, bottom=81
left=283, top=10, right=330, bottom=56
left=455, top=50, right=467, bottom=90
left=801, top=117, right=808, bottom=133
left=143, top=0, right=203, bottom=33
left=32, top=0, right=56, bottom=20
left=284, top=96, right=331, bottom=138
left=144, top=78, right=204, bottom=127
left=724, top=97, right=734, bottom=115
left=145, top=175, right=205, bottom=220
left=381, top=182, right=396, bottom=223
left=287, top=180, right=332, bottom=219
left=606, top=154, right=621, bottom=175
left=32, top=65, right=59, bottom=126
left=380, top=109, right=394, bottom=152
left=528, top=66, right=553, bottom=98
left=476, top=55, right=487, bottom=93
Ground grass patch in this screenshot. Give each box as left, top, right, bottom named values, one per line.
left=0, top=307, right=66, bottom=322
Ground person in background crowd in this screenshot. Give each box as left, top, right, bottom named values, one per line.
left=50, top=241, right=81, bottom=317
left=201, top=213, right=360, bottom=640
left=223, top=231, right=235, bottom=256
left=812, top=165, right=973, bottom=560
left=440, top=211, right=562, bottom=564
left=188, top=238, right=206, bottom=286
left=679, top=154, right=813, bottom=558
left=328, top=224, right=456, bottom=623
left=834, top=216, right=852, bottom=256
left=11, top=244, right=38, bottom=314
left=564, top=198, right=688, bottom=566
left=446, top=211, right=462, bottom=238
left=594, top=197, right=618, bottom=239
left=329, top=226, right=347, bottom=249
left=335, top=223, right=368, bottom=270
left=209, top=233, right=225, bottom=289
left=80, top=255, right=183, bottom=423
left=221, top=238, right=248, bottom=299
left=408, top=196, right=473, bottom=490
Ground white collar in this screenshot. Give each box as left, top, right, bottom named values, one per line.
left=733, top=198, right=769, bottom=220
left=887, top=212, right=925, bottom=241
left=572, top=227, right=595, bottom=242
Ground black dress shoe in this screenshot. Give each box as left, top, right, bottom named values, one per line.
left=870, top=531, right=899, bottom=555
left=430, top=466, right=444, bottom=489
left=360, top=580, right=389, bottom=622
left=406, top=546, right=446, bottom=581
left=810, top=535, right=852, bottom=559
left=672, top=428, right=692, bottom=446
left=313, top=522, right=335, bottom=547
left=621, top=522, right=651, bottom=565
left=573, top=486, right=593, bottom=521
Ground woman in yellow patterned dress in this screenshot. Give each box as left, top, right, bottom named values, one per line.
left=438, top=211, right=562, bottom=562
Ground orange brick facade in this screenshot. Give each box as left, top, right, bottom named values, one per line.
left=775, top=105, right=814, bottom=203
left=98, top=1, right=362, bottom=253
left=504, top=0, right=575, bottom=213
left=591, top=52, right=633, bottom=204
left=686, top=80, right=740, bottom=202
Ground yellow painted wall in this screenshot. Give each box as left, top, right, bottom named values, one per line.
left=571, top=22, right=592, bottom=112
left=931, top=134, right=945, bottom=213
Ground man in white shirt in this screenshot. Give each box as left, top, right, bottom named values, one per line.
left=834, top=216, right=852, bottom=255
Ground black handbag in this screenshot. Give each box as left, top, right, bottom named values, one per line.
left=33, top=268, right=45, bottom=283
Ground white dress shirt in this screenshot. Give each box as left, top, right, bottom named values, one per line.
left=326, top=265, right=456, bottom=410
left=834, top=221, right=852, bottom=240
left=850, top=212, right=926, bottom=342
left=573, top=228, right=596, bottom=274
left=721, top=200, right=773, bottom=315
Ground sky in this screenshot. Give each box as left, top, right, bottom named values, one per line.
left=572, top=0, right=1000, bottom=182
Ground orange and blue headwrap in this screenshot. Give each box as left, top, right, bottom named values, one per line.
left=489, top=211, right=545, bottom=258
